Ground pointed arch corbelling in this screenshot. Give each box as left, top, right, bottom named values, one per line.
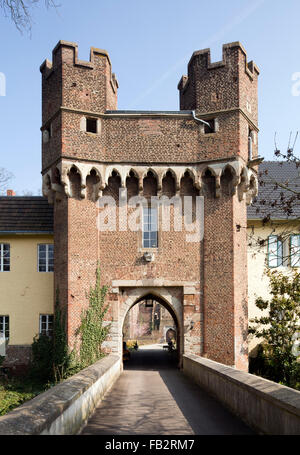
left=105, top=167, right=123, bottom=186
left=180, top=167, right=198, bottom=185
left=162, top=169, right=178, bottom=196
left=126, top=168, right=140, bottom=198
left=142, top=168, right=160, bottom=186
left=86, top=168, right=102, bottom=201
left=143, top=169, right=159, bottom=197
left=44, top=159, right=257, bottom=205
left=68, top=165, right=83, bottom=199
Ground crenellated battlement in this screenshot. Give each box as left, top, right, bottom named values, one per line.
left=40, top=40, right=118, bottom=125
left=178, top=41, right=259, bottom=127
left=186, top=41, right=259, bottom=80
left=40, top=41, right=118, bottom=90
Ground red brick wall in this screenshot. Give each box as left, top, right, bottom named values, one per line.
left=41, top=41, right=258, bottom=371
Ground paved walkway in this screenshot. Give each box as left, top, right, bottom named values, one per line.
left=80, top=344, right=254, bottom=435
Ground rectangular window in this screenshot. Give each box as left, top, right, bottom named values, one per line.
left=0, top=316, right=9, bottom=339
left=39, top=315, right=54, bottom=337
left=267, top=235, right=283, bottom=268
left=38, top=244, right=54, bottom=272
left=86, top=117, right=98, bottom=134
left=143, top=207, right=158, bottom=248
left=204, top=119, right=215, bottom=134
left=0, top=244, right=10, bottom=272
left=290, top=234, right=300, bottom=267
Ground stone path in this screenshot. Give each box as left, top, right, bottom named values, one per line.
left=80, top=345, right=254, bottom=435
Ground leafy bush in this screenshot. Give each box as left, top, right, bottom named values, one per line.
left=0, top=389, right=35, bottom=416
left=0, top=377, right=48, bottom=416
left=249, top=269, right=300, bottom=389
left=29, top=266, right=110, bottom=385
left=30, top=333, right=54, bottom=383
left=29, top=291, right=76, bottom=384
left=76, top=267, right=110, bottom=369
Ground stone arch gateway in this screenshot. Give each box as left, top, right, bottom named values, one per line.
left=118, top=286, right=183, bottom=364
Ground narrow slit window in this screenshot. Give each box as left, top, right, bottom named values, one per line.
left=86, top=118, right=98, bottom=134
left=143, top=207, right=158, bottom=248
left=248, top=128, right=253, bottom=160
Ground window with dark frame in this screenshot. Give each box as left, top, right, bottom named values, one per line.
left=267, top=235, right=283, bottom=268
left=0, top=244, right=10, bottom=272
left=268, top=234, right=300, bottom=268
left=38, top=244, right=54, bottom=272
left=39, top=314, right=54, bottom=338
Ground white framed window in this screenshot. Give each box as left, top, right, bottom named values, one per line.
left=290, top=234, right=300, bottom=267
left=142, top=206, right=158, bottom=248
left=267, top=235, right=283, bottom=268
left=39, top=314, right=54, bottom=337
left=0, top=244, right=10, bottom=272
left=0, top=316, right=9, bottom=339
left=38, top=244, right=54, bottom=272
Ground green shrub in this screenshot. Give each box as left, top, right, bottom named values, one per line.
left=249, top=269, right=300, bottom=389
left=30, top=333, right=54, bottom=383
left=29, top=266, right=111, bottom=384
left=76, top=267, right=110, bottom=369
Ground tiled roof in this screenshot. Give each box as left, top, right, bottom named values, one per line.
left=247, top=161, right=300, bottom=220
left=0, top=197, right=53, bottom=233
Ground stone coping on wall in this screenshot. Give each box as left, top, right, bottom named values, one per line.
left=183, top=354, right=300, bottom=435
left=0, top=354, right=121, bottom=435
left=111, top=279, right=196, bottom=288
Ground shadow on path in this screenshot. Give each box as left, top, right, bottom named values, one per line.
left=124, top=344, right=178, bottom=371
left=80, top=345, right=254, bottom=435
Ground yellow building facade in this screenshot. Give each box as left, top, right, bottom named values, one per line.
left=0, top=234, right=53, bottom=346
left=0, top=196, right=54, bottom=370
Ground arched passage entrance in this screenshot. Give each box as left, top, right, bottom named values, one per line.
left=119, top=287, right=183, bottom=367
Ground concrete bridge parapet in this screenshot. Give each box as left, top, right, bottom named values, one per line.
left=183, top=354, right=300, bottom=435
left=0, top=354, right=121, bottom=435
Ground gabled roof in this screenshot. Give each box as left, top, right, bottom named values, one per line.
left=0, top=197, right=53, bottom=234
left=247, top=161, right=300, bottom=220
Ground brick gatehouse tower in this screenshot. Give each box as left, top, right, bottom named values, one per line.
left=41, top=41, right=259, bottom=371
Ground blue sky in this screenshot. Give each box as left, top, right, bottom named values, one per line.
left=0, top=0, right=299, bottom=194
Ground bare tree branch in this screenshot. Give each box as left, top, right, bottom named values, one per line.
left=0, top=0, right=58, bottom=33
left=248, top=132, right=300, bottom=262
left=0, top=167, right=14, bottom=194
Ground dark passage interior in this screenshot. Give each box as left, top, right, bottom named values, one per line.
left=122, top=293, right=179, bottom=370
